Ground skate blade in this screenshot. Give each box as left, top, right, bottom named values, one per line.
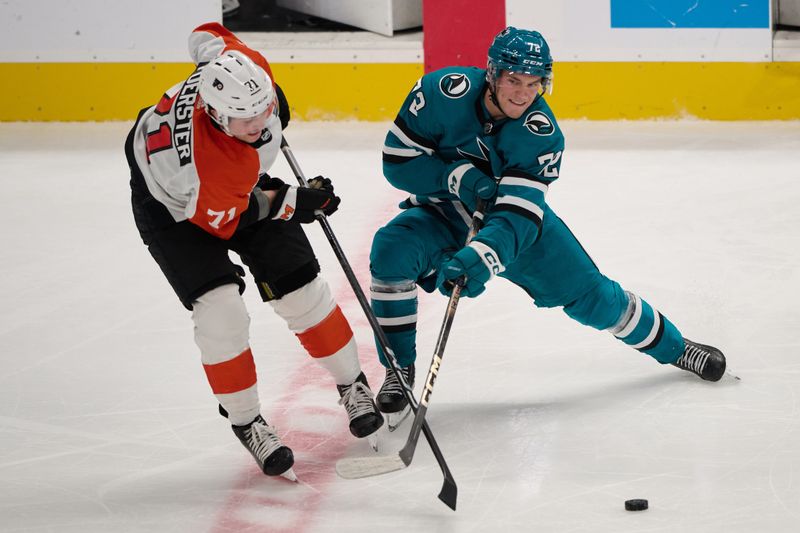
left=386, top=405, right=412, bottom=432
left=280, top=468, right=298, bottom=482
left=724, top=370, right=741, bottom=382
left=367, top=432, right=379, bottom=452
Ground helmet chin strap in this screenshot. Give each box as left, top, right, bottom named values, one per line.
left=206, top=105, right=234, bottom=137
left=487, top=82, right=510, bottom=120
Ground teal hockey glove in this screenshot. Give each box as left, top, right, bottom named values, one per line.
left=443, top=161, right=497, bottom=212
left=436, top=245, right=491, bottom=298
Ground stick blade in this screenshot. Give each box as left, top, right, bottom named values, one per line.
left=335, top=454, right=407, bottom=479
left=438, top=477, right=458, bottom=511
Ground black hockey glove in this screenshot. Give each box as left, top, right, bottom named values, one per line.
left=268, top=175, right=340, bottom=223
left=257, top=174, right=286, bottom=191
left=307, top=175, right=333, bottom=192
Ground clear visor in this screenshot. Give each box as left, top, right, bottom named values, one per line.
left=495, top=70, right=553, bottom=96
left=225, top=92, right=275, bottom=119
left=208, top=96, right=276, bottom=136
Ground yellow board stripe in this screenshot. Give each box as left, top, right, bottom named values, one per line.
left=2, top=63, right=195, bottom=121
left=0, top=62, right=424, bottom=122
left=1, top=61, right=799, bottom=121
left=549, top=62, right=800, bottom=121
left=269, top=63, right=423, bottom=121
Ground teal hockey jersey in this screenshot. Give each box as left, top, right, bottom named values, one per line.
left=382, top=66, right=565, bottom=272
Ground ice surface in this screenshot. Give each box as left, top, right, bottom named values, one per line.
left=1, top=120, right=799, bottom=532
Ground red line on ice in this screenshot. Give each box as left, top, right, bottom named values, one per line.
left=209, top=204, right=393, bottom=533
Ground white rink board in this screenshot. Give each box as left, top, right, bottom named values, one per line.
left=0, top=0, right=219, bottom=62
left=505, top=0, right=773, bottom=61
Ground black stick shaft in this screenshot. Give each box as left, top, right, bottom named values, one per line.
left=279, top=136, right=457, bottom=510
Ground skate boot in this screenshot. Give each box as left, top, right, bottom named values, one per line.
left=376, top=364, right=415, bottom=431
left=232, top=415, right=297, bottom=481
left=672, top=338, right=726, bottom=382
left=337, top=372, right=384, bottom=451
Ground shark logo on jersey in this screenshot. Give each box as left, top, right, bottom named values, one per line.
left=524, top=111, right=555, bottom=136
left=457, top=138, right=493, bottom=177
left=439, top=73, right=471, bottom=99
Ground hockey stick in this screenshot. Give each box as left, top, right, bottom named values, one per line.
left=333, top=200, right=486, bottom=483
left=279, top=136, right=458, bottom=511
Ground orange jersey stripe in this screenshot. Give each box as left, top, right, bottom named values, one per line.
left=190, top=110, right=260, bottom=239
left=203, top=348, right=257, bottom=394
left=296, top=306, right=354, bottom=358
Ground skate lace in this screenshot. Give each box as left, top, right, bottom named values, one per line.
left=381, top=368, right=409, bottom=395
left=247, top=421, right=284, bottom=461
left=677, top=343, right=710, bottom=374
left=338, top=381, right=377, bottom=420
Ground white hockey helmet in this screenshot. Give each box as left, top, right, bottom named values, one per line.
left=198, top=50, right=275, bottom=133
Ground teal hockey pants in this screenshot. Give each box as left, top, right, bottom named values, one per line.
left=369, top=205, right=684, bottom=368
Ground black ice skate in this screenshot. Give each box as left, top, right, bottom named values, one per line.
left=232, top=415, right=296, bottom=481
left=337, top=372, right=384, bottom=451
left=672, top=338, right=726, bottom=382
left=376, top=364, right=415, bottom=431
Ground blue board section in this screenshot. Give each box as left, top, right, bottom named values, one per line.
left=610, top=0, right=770, bottom=28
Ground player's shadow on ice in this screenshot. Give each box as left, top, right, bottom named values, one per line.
left=421, top=370, right=727, bottom=442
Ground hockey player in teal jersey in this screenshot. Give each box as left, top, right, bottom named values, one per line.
left=370, top=27, right=727, bottom=427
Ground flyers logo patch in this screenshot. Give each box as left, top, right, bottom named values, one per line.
left=279, top=204, right=294, bottom=220
left=524, top=111, right=555, bottom=136
left=439, top=73, right=471, bottom=99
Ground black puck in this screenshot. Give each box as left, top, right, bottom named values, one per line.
left=625, top=499, right=648, bottom=511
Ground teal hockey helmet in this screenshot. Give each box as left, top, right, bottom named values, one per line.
left=487, top=27, right=553, bottom=93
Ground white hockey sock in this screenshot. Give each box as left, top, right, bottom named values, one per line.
left=270, top=277, right=361, bottom=385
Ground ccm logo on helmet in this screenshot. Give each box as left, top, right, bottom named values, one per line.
left=524, top=111, right=555, bottom=136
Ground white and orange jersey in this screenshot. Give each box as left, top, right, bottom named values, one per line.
left=130, top=23, right=282, bottom=239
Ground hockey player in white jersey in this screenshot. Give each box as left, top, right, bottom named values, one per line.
left=124, top=23, right=383, bottom=480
